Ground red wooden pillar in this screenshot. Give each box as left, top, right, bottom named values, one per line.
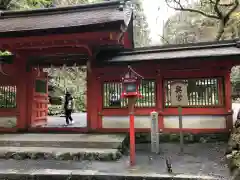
left=16, top=56, right=28, bottom=131
left=224, top=69, right=233, bottom=131
left=87, top=65, right=91, bottom=130
left=26, top=67, right=35, bottom=129
left=156, top=70, right=164, bottom=131
left=87, top=65, right=99, bottom=131
left=96, top=75, right=102, bottom=129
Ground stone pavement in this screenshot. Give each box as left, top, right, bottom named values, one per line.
left=0, top=142, right=231, bottom=180
left=43, top=113, right=87, bottom=128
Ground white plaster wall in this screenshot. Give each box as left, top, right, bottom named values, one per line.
left=163, top=115, right=226, bottom=129
left=0, top=116, right=17, bottom=128
left=102, top=116, right=150, bottom=128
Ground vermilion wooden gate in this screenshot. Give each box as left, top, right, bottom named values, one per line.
left=31, top=72, right=48, bottom=127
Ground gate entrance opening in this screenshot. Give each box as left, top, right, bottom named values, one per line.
left=30, top=65, right=87, bottom=129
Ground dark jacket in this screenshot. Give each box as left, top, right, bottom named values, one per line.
left=64, top=96, right=74, bottom=110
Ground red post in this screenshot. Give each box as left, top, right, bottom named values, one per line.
left=128, top=97, right=136, bottom=166
left=129, top=113, right=135, bottom=166
left=120, top=66, right=143, bottom=166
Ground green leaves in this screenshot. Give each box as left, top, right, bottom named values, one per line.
left=8, top=0, right=53, bottom=10
left=132, top=0, right=151, bottom=47
left=163, top=0, right=240, bottom=44
left=0, top=51, right=12, bottom=56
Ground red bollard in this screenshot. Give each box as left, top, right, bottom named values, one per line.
left=129, top=113, right=135, bottom=166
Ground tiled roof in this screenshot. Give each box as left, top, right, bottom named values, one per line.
left=0, top=0, right=132, bottom=34
left=105, top=39, right=240, bottom=63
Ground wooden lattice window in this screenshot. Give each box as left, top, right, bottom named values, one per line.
left=103, top=80, right=156, bottom=108
left=0, top=85, right=17, bottom=108
left=136, top=80, right=156, bottom=107
left=35, top=80, right=47, bottom=93
left=164, top=77, right=223, bottom=107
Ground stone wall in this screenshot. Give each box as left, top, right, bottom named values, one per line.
left=226, top=119, right=240, bottom=180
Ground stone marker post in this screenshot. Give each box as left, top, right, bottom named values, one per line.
left=151, top=111, right=159, bottom=154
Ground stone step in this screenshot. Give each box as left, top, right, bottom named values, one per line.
left=0, top=146, right=122, bottom=161
left=0, top=133, right=127, bottom=149
left=0, top=168, right=220, bottom=180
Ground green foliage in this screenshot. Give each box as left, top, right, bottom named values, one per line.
left=163, top=0, right=240, bottom=44
left=46, top=65, right=86, bottom=112
left=132, top=0, right=151, bottom=47
left=0, top=87, right=16, bottom=108
left=0, top=0, right=12, bottom=10
left=74, top=93, right=86, bottom=112
left=48, top=104, right=62, bottom=115
left=8, top=0, right=52, bottom=10
left=0, top=51, right=12, bottom=56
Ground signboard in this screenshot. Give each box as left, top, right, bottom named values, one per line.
left=170, top=81, right=188, bottom=106
left=170, top=80, right=187, bottom=153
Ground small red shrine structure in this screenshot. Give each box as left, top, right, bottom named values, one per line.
left=0, top=0, right=238, bottom=134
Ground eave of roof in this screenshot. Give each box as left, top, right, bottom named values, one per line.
left=0, top=0, right=124, bottom=18
left=105, top=39, right=240, bottom=63
left=0, top=0, right=132, bottom=37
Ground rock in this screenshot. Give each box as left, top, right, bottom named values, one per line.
left=55, top=152, right=72, bottom=160
left=115, top=151, right=122, bottom=159
left=226, top=125, right=240, bottom=177
left=43, top=152, right=55, bottom=160
left=72, top=152, right=82, bottom=161
left=231, top=168, right=240, bottom=180
left=169, top=134, right=179, bottom=142
left=184, top=133, right=194, bottom=142
left=199, top=137, right=207, bottom=143
left=235, top=119, right=240, bottom=129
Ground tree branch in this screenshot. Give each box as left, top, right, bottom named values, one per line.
left=225, top=0, right=239, bottom=22
left=165, top=0, right=219, bottom=19
left=212, top=0, right=222, bottom=19
left=210, top=0, right=235, bottom=7
left=159, top=35, right=170, bottom=44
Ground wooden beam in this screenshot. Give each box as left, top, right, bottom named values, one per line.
left=0, top=31, right=121, bottom=49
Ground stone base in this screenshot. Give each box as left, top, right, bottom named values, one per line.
left=0, top=133, right=127, bottom=161
left=134, top=132, right=229, bottom=144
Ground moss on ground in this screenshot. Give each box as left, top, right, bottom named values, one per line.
left=0, top=151, right=122, bottom=161
left=133, top=132, right=229, bottom=144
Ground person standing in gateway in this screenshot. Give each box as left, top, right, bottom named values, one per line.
left=64, top=91, right=75, bottom=125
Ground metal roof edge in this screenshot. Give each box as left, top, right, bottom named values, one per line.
left=0, top=0, right=124, bottom=18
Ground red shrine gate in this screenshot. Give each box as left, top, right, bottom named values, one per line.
left=0, top=1, right=238, bottom=134
left=0, top=1, right=133, bottom=132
